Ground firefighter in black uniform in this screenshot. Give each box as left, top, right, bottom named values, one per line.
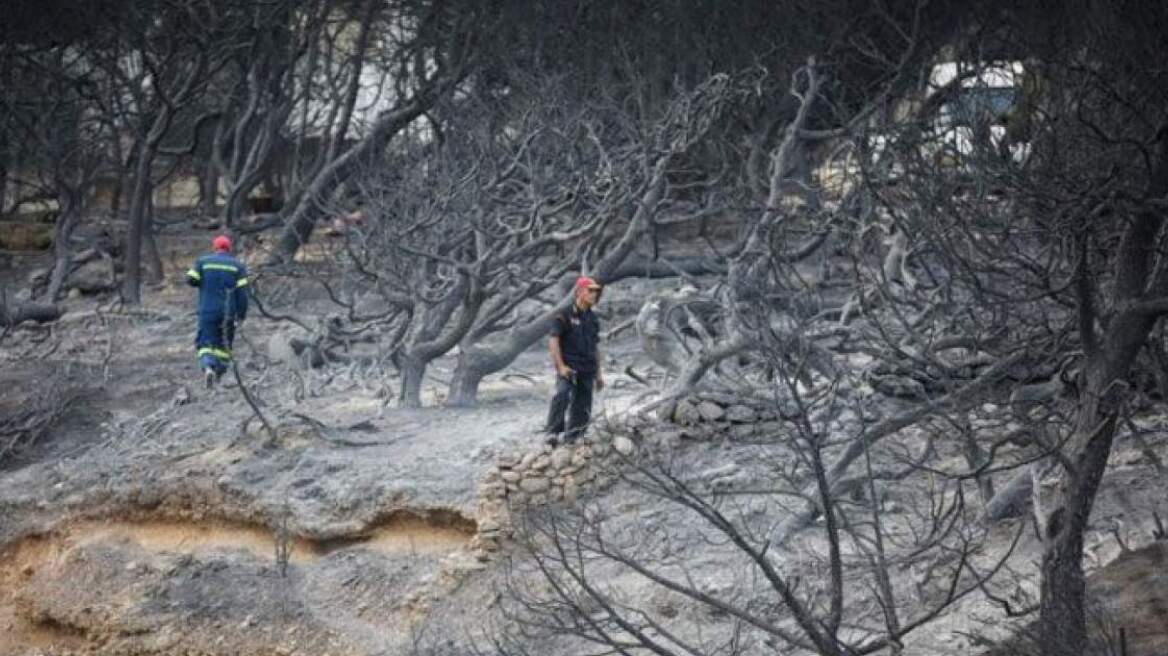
left=544, top=276, right=605, bottom=447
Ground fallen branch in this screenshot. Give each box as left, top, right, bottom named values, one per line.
left=0, top=301, right=62, bottom=327
left=231, top=346, right=277, bottom=445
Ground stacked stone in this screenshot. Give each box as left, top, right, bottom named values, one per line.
left=471, top=436, right=642, bottom=557
left=469, top=394, right=786, bottom=560
left=660, top=394, right=784, bottom=441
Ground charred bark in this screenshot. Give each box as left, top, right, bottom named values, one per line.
left=0, top=301, right=62, bottom=326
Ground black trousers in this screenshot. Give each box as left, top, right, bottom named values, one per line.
left=545, top=372, right=594, bottom=443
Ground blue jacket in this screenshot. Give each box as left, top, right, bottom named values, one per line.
left=186, top=252, right=249, bottom=319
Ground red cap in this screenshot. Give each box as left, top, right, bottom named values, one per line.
left=575, top=276, right=601, bottom=292
left=212, top=235, right=232, bottom=252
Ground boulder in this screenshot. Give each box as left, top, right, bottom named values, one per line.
left=68, top=259, right=114, bottom=294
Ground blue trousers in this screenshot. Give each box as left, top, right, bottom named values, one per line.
left=195, top=314, right=235, bottom=374
left=545, top=372, right=595, bottom=443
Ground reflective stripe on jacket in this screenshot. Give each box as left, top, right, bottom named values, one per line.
left=186, top=253, right=249, bottom=319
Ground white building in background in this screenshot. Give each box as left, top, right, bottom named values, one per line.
left=925, top=60, right=1030, bottom=164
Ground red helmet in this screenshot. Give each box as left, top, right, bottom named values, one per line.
left=212, top=235, right=232, bottom=252
left=574, top=276, right=601, bottom=293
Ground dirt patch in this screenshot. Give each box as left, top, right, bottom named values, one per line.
left=6, top=514, right=474, bottom=565
left=0, top=511, right=475, bottom=654
left=0, top=534, right=85, bottom=654
left=324, top=511, right=477, bottom=558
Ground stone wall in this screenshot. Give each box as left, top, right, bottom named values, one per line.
left=469, top=392, right=785, bottom=557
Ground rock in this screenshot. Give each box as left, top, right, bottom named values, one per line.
left=572, top=445, right=592, bottom=465
left=701, top=463, right=739, bottom=482
left=519, top=477, right=549, bottom=493
left=518, top=452, right=539, bottom=471
left=500, top=471, right=521, bottom=484
left=550, top=447, right=573, bottom=471
left=68, top=259, right=114, bottom=293
left=612, top=436, right=635, bottom=456
left=647, top=428, right=683, bottom=450
left=530, top=455, right=551, bottom=471
left=757, top=421, right=784, bottom=436
left=728, top=424, right=758, bottom=440
left=696, top=400, right=726, bottom=422
left=170, top=387, right=192, bottom=407
left=28, top=267, right=50, bottom=286
left=725, top=405, right=758, bottom=423
left=497, top=453, right=521, bottom=468
left=673, top=400, right=702, bottom=425
left=477, top=482, right=505, bottom=497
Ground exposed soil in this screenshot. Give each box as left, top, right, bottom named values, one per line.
left=0, top=508, right=478, bottom=653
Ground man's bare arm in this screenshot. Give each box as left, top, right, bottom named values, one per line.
left=549, top=336, right=572, bottom=378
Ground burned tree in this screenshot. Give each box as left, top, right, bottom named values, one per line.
left=0, top=41, right=106, bottom=302
left=267, top=0, right=482, bottom=265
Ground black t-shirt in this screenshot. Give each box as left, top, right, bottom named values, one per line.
left=552, top=304, right=600, bottom=374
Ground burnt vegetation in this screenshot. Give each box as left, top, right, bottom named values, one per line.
left=4, top=0, right=1168, bottom=654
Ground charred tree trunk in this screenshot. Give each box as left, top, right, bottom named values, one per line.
left=0, top=299, right=61, bottom=326
left=400, top=280, right=483, bottom=408
left=1036, top=138, right=1168, bottom=654
left=399, top=356, right=428, bottom=408
left=268, top=72, right=461, bottom=265
left=444, top=154, right=674, bottom=406
left=121, top=135, right=158, bottom=304
left=1037, top=397, right=1117, bottom=656
left=143, top=192, right=163, bottom=284
left=44, top=191, right=82, bottom=301
left=199, top=156, right=219, bottom=217
left=447, top=342, right=524, bottom=407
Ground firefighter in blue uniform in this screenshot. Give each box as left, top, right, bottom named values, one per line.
left=186, top=235, right=249, bottom=388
